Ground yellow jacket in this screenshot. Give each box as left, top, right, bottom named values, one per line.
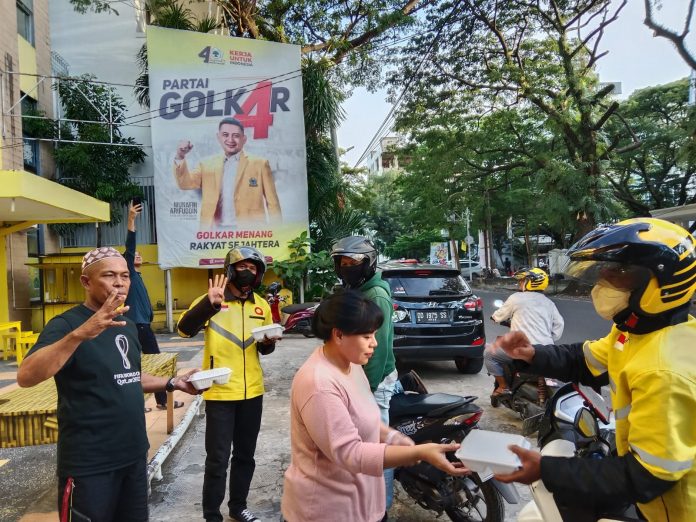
left=179, top=292, right=274, bottom=401
left=585, top=318, right=696, bottom=521
left=173, top=151, right=282, bottom=227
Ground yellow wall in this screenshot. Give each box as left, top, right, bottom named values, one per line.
left=0, top=236, right=8, bottom=323
left=17, top=36, right=37, bottom=95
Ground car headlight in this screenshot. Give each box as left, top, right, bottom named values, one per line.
left=392, top=309, right=410, bottom=322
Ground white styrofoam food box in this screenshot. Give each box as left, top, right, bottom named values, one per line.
left=251, top=324, right=283, bottom=341
left=188, top=367, right=232, bottom=390
left=455, top=429, right=532, bottom=475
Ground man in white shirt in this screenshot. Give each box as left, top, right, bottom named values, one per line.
left=485, top=267, right=564, bottom=397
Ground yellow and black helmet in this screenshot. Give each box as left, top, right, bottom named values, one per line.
left=563, top=218, right=696, bottom=316
left=514, top=267, right=549, bottom=291
left=224, top=247, right=266, bottom=288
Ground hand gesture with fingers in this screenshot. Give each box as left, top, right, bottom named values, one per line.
left=176, top=140, right=193, bottom=160
left=129, top=202, right=142, bottom=220
left=75, top=291, right=129, bottom=340
left=208, top=274, right=227, bottom=306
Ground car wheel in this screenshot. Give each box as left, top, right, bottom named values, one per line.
left=454, top=356, right=484, bottom=374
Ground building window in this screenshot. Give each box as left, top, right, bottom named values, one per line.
left=17, top=0, right=34, bottom=45
left=21, top=94, right=39, bottom=173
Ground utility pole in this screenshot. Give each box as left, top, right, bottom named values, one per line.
left=485, top=189, right=495, bottom=270
left=465, top=207, right=473, bottom=282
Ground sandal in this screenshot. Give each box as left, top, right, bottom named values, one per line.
left=156, top=401, right=184, bottom=410
left=491, top=388, right=511, bottom=397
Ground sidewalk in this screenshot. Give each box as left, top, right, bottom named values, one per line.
left=0, top=331, right=205, bottom=522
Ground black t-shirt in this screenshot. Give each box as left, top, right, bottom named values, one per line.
left=28, top=305, right=149, bottom=476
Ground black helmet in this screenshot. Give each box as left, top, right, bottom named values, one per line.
left=331, top=236, right=378, bottom=288
left=224, top=247, right=266, bottom=288
left=268, top=281, right=282, bottom=294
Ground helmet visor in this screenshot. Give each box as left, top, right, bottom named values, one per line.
left=335, top=253, right=368, bottom=264
left=561, top=259, right=650, bottom=290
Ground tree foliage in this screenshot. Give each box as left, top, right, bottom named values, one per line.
left=606, top=78, right=696, bottom=214
left=24, top=76, right=146, bottom=243
left=390, top=0, right=636, bottom=236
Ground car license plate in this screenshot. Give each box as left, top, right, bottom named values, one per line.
left=415, top=310, right=449, bottom=323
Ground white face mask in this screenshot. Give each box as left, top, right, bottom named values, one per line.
left=591, top=280, right=631, bottom=321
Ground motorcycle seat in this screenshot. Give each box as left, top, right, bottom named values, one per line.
left=281, top=302, right=319, bottom=314
left=390, top=392, right=476, bottom=418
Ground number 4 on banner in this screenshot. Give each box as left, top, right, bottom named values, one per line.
left=236, top=81, right=274, bottom=139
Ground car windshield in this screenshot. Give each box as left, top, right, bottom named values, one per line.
left=383, top=272, right=471, bottom=297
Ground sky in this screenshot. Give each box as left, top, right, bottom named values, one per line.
left=338, top=1, right=695, bottom=167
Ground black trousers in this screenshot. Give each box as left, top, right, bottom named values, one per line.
left=136, top=323, right=166, bottom=406
left=57, top=458, right=148, bottom=522
left=203, top=396, right=263, bottom=522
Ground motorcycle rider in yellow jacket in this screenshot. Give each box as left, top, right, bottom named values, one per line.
left=493, top=218, right=696, bottom=521
left=178, top=247, right=278, bottom=522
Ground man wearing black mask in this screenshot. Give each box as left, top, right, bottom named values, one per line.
left=177, top=247, right=279, bottom=522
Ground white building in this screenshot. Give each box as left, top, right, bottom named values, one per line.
left=365, top=135, right=407, bottom=176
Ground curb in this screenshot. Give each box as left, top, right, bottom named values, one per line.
left=147, top=395, right=203, bottom=494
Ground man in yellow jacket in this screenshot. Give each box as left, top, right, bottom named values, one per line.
left=493, top=218, right=696, bottom=521
left=173, top=117, right=282, bottom=228
left=178, top=247, right=279, bottom=522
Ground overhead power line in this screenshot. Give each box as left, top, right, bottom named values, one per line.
left=352, top=0, right=463, bottom=169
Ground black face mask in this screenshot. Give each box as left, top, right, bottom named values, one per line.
left=234, top=269, right=256, bottom=289
left=338, top=265, right=365, bottom=288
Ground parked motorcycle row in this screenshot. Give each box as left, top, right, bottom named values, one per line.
left=272, top=284, right=627, bottom=521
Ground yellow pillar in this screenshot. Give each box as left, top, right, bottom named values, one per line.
left=0, top=235, right=8, bottom=323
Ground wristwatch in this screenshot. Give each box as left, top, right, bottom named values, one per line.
left=165, top=377, right=176, bottom=393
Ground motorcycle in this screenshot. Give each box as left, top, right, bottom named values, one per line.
left=489, top=300, right=563, bottom=430
left=266, top=282, right=287, bottom=324
left=281, top=302, right=317, bottom=337
left=390, top=384, right=519, bottom=521
left=518, top=383, right=641, bottom=522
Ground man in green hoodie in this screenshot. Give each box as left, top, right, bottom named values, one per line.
left=331, top=236, right=398, bottom=517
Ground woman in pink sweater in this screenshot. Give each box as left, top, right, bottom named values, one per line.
left=281, top=291, right=467, bottom=522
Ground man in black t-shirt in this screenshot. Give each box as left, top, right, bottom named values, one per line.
left=17, top=247, right=202, bottom=522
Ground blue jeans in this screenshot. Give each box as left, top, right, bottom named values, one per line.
left=373, top=370, right=402, bottom=511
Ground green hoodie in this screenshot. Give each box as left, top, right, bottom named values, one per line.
left=360, top=272, right=396, bottom=391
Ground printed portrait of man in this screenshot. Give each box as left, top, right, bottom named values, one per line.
left=173, top=117, right=282, bottom=228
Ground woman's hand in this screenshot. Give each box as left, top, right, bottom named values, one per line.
left=416, top=443, right=470, bottom=476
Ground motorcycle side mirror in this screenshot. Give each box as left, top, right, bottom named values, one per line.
left=493, top=299, right=504, bottom=308
left=574, top=407, right=599, bottom=438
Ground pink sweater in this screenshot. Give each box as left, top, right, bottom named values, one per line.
left=281, top=347, right=386, bottom=522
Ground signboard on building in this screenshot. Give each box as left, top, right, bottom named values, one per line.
left=147, top=26, right=308, bottom=269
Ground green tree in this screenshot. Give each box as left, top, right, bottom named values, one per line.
left=25, top=75, right=146, bottom=245
left=606, top=78, right=696, bottom=214
left=272, top=231, right=336, bottom=301
left=391, top=0, right=637, bottom=236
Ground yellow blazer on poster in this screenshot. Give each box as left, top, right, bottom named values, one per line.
left=173, top=151, right=282, bottom=228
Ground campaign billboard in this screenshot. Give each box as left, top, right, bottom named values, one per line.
left=147, top=26, right=308, bottom=269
